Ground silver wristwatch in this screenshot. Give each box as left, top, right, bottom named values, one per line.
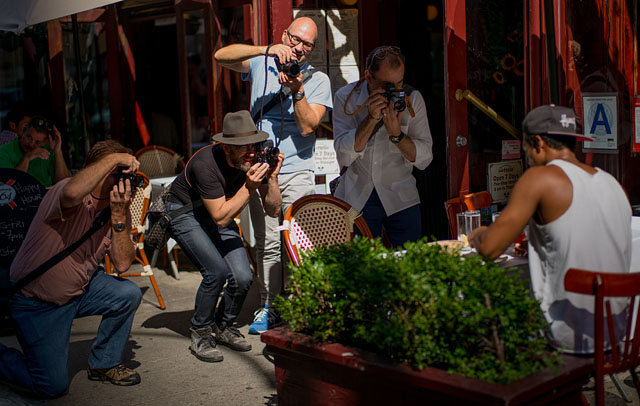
left=294, top=90, right=305, bottom=101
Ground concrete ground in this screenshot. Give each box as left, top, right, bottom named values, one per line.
left=1, top=252, right=639, bottom=405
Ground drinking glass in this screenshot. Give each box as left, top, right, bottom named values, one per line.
left=464, top=210, right=481, bottom=235
left=456, top=212, right=466, bottom=241
left=492, top=212, right=500, bottom=223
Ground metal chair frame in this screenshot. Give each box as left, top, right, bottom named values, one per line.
left=105, top=171, right=166, bottom=310
left=282, top=194, right=373, bottom=266
left=564, top=268, right=640, bottom=406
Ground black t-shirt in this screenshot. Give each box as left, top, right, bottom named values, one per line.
left=169, top=144, right=245, bottom=204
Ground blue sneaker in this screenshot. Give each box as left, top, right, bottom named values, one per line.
left=248, top=305, right=281, bottom=335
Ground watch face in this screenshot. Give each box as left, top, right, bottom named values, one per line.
left=113, top=223, right=126, bottom=232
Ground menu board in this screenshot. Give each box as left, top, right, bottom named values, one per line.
left=314, top=138, right=340, bottom=174
left=0, top=169, right=46, bottom=269
left=487, top=160, right=522, bottom=203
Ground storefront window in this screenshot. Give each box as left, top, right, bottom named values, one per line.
left=465, top=0, right=525, bottom=193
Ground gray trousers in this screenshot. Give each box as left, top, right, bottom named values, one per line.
left=248, top=170, right=315, bottom=306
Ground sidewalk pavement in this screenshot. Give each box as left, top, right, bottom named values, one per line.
left=0, top=254, right=277, bottom=406
left=1, top=253, right=639, bottom=405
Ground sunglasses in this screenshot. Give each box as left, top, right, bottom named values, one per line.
left=366, top=46, right=403, bottom=71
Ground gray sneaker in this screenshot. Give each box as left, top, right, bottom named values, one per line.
left=212, top=325, right=252, bottom=352
left=190, top=326, right=223, bottom=362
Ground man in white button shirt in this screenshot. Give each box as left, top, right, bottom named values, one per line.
left=332, top=46, right=433, bottom=246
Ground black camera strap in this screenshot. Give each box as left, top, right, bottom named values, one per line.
left=251, top=69, right=314, bottom=124
left=10, top=207, right=112, bottom=295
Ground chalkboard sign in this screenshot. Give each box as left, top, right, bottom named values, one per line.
left=0, top=169, right=46, bottom=269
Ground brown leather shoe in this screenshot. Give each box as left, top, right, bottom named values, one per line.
left=87, top=364, right=141, bottom=386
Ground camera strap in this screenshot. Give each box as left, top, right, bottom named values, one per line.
left=10, top=207, right=112, bottom=295
left=251, top=69, right=314, bottom=124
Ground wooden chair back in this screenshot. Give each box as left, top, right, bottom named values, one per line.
left=135, top=145, right=185, bottom=178
left=282, top=194, right=373, bottom=266
left=564, top=268, right=640, bottom=406
left=444, top=191, right=494, bottom=239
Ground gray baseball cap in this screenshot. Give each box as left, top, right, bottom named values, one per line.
left=522, top=104, right=593, bottom=142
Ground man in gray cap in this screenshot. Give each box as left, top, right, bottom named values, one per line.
left=166, top=110, right=283, bottom=362
left=469, top=104, right=631, bottom=354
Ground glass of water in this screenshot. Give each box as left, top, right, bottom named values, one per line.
left=465, top=210, right=481, bottom=235
left=456, top=212, right=466, bottom=241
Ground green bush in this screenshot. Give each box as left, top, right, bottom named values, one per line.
left=274, top=237, right=559, bottom=384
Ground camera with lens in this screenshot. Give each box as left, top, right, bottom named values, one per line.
left=382, top=83, right=406, bottom=113
left=255, top=140, right=280, bottom=168
left=116, top=166, right=145, bottom=189
left=274, top=57, right=301, bottom=78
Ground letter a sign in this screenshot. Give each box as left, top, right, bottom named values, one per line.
left=583, top=93, right=617, bottom=150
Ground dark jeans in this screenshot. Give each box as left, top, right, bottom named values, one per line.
left=0, top=270, right=141, bottom=398
left=166, top=202, right=252, bottom=329
left=357, top=188, right=422, bottom=248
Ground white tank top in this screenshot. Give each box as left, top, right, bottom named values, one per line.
left=528, top=159, right=631, bottom=354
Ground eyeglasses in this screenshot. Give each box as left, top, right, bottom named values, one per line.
left=286, top=30, right=315, bottom=52
left=28, top=117, right=52, bottom=134
left=366, top=46, right=403, bottom=71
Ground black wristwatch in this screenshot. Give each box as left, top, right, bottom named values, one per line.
left=293, top=90, right=305, bottom=101
left=389, top=131, right=406, bottom=144
left=112, top=222, right=126, bottom=233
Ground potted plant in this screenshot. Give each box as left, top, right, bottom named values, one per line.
left=262, top=238, right=593, bottom=405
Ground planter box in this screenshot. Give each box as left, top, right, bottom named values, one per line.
left=261, top=326, right=593, bottom=406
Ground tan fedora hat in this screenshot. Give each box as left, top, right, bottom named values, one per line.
left=212, top=110, right=269, bottom=145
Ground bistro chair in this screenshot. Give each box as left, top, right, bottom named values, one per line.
left=281, top=194, right=373, bottom=267
left=135, top=145, right=185, bottom=178
left=444, top=191, right=495, bottom=239
left=105, top=171, right=166, bottom=310
left=564, top=268, right=640, bottom=406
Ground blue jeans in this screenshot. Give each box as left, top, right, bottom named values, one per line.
left=0, top=269, right=141, bottom=398
left=357, top=189, right=422, bottom=248
left=167, top=202, right=252, bottom=329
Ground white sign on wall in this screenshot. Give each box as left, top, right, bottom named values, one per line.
left=582, top=93, right=618, bottom=151
left=314, top=138, right=340, bottom=174
left=488, top=160, right=523, bottom=203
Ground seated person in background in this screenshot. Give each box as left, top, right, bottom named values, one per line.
left=0, top=140, right=143, bottom=398
left=0, top=116, right=70, bottom=187
left=332, top=46, right=433, bottom=247
left=0, top=107, right=30, bottom=146
left=166, top=110, right=283, bottom=362
left=469, top=104, right=631, bottom=354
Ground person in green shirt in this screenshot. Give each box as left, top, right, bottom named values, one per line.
left=0, top=116, right=70, bottom=187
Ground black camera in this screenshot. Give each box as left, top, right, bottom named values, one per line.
left=382, top=83, right=406, bottom=113
left=274, top=57, right=301, bottom=78
left=255, top=140, right=279, bottom=168
left=116, top=166, right=145, bottom=189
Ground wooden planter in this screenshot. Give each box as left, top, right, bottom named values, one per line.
left=261, top=326, right=594, bottom=406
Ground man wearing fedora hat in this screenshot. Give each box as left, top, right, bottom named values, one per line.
left=166, top=110, right=283, bottom=362
left=469, top=104, right=631, bottom=354
left=215, top=17, right=333, bottom=335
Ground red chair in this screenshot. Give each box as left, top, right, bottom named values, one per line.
left=105, top=171, right=166, bottom=310
left=282, top=195, right=373, bottom=266
left=444, top=191, right=494, bottom=239
left=564, top=268, right=640, bottom=406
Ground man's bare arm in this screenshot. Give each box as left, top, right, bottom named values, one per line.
left=469, top=167, right=547, bottom=259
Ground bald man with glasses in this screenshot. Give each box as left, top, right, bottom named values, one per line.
left=215, top=17, right=332, bottom=334
left=332, top=46, right=433, bottom=247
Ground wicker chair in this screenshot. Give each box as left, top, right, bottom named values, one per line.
left=282, top=194, right=373, bottom=266
left=105, top=171, right=166, bottom=310
left=135, top=145, right=185, bottom=178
